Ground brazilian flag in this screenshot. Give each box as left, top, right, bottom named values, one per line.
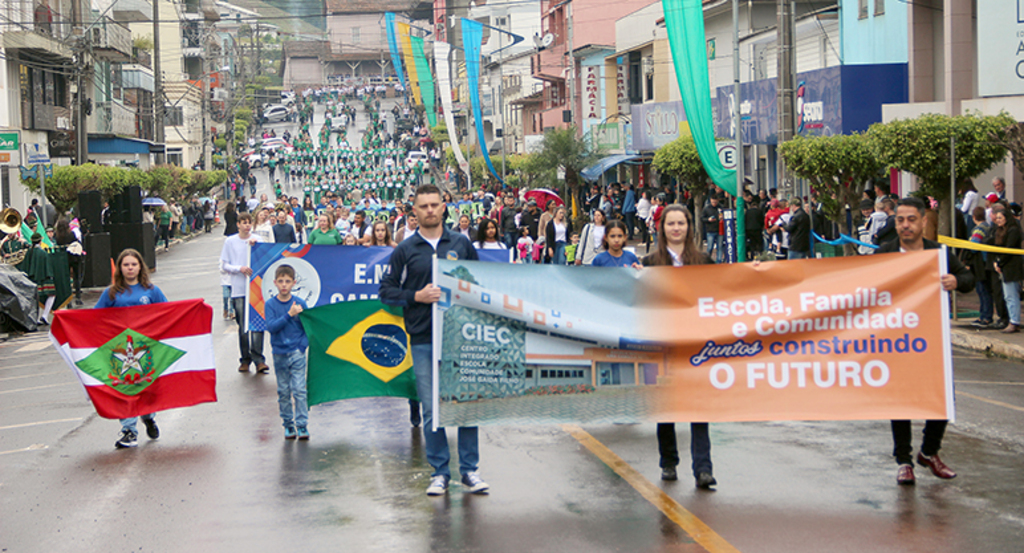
left=300, top=300, right=418, bottom=406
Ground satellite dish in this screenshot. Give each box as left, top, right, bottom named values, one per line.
left=533, top=33, right=543, bottom=48
left=541, top=33, right=554, bottom=49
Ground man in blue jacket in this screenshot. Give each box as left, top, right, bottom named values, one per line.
left=380, top=184, right=489, bottom=497
left=622, top=184, right=637, bottom=240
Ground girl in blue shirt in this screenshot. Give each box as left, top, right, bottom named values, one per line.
left=95, top=248, right=167, bottom=449
left=591, top=220, right=640, bottom=268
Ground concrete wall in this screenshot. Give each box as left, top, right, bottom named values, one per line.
left=571, top=0, right=657, bottom=49
left=285, top=58, right=324, bottom=89
left=840, top=0, right=908, bottom=65
left=326, top=13, right=387, bottom=55
left=128, top=0, right=184, bottom=82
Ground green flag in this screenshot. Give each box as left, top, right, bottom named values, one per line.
left=410, top=35, right=437, bottom=128
left=300, top=300, right=418, bottom=406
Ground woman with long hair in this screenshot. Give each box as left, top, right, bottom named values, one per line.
left=223, top=200, right=238, bottom=236
left=53, top=217, right=83, bottom=303
left=641, top=204, right=717, bottom=489
left=575, top=209, right=607, bottom=266
left=456, top=214, right=474, bottom=240
left=95, top=249, right=168, bottom=449
left=993, top=209, right=1022, bottom=333
left=545, top=206, right=573, bottom=265
left=367, top=221, right=396, bottom=247
left=473, top=218, right=506, bottom=249
left=591, top=220, right=639, bottom=268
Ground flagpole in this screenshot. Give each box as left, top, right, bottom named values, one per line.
left=733, top=0, right=746, bottom=262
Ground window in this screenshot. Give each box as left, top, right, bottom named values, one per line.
left=351, top=26, right=360, bottom=43
left=628, top=51, right=642, bottom=105
left=858, top=0, right=868, bottom=19
left=874, top=0, right=885, bottom=16
left=165, top=106, right=184, bottom=126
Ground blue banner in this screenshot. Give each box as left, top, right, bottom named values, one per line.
left=385, top=13, right=405, bottom=88
left=460, top=18, right=504, bottom=186
left=247, top=243, right=511, bottom=331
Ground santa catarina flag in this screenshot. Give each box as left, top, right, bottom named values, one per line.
left=49, top=299, right=217, bottom=419
left=300, top=300, right=418, bottom=406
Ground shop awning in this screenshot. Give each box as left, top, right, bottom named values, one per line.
left=581, top=154, right=639, bottom=182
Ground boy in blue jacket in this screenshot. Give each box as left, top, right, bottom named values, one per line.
left=265, top=264, right=310, bottom=440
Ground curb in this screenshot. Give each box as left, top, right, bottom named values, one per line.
left=951, top=327, right=1024, bottom=361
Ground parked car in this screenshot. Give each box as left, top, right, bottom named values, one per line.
left=405, top=151, right=429, bottom=168
left=241, top=150, right=265, bottom=168
left=280, top=91, right=295, bottom=107
left=262, top=105, right=291, bottom=123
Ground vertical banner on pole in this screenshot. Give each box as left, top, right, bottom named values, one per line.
left=385, top=13, right=405, bottom=86
left=396, top=22, right=422, bottom=105
left=410, top=36, right=437, bottom=127
left=435, top=41, right=471, bottom=185
left=460, top=17, right=504, bottom=186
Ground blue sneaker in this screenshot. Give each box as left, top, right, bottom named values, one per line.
left=460, top=471, right=490, bottom=494
left=284, top=426, right=297, bottom=440
left=296, top=426, right=309, bottom=440
left=426, top=475, right=449, bottom=496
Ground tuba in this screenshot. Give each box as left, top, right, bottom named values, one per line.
left=0, top=207, right=21, bottom=235
left=0, top=207, right=27, bottom=265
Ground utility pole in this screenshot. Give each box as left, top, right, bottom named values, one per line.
left=776, top=0, right=795, bottom=196
left=733, top=0, right=746, bottom=262
left=153, top=0, right=165, bottom=164
left=74, top=36, right=90, bottom=165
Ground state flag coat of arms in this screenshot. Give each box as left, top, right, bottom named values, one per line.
left=50, top=299, right=217, bottom=418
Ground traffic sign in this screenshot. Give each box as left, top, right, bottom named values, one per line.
left=717, top=142, right=737, bottom=170
left=23, top=143, right=50, bottom=165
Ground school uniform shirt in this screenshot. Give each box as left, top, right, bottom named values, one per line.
left=592, top=250, right=640, bottom=268
left=95, top=284, right=168, bottom=308
left=264, top=295, right=310, bottom=354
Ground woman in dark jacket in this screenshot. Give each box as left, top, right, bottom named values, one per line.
left=223, top=201, right=238, bottom=236
left=992, top=209, right=1022, bottom=333
left=544, top=206, right=573, bottom=265
left=640, top=204, right=717, bottom=489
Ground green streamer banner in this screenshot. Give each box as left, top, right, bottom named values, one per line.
left=410, top=35, right=437, bottom=128
left=662, top=0, right=736, bottom=194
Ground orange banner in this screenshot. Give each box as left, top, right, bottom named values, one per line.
left=646, top=250, right=952, bottom=422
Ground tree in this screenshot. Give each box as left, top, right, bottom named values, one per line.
left=653, top=136, right=710, bottom=235
left=867, top=112, right=1014, bottom=235
left=779, top=133, right=885, bottom=245
left=21, top=164, right=130, bottom=213
left=989, top=121, right=1024, bottom=180
left=533, top=127, right=603, bottom=213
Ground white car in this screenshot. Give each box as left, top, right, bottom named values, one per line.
left=241, top=150, right=265, bottom=168
left=263, top=105, right=291, bottom=123
left=280, top=91, right=295, bottom=107
left=406, top=151, right=429, bottom=168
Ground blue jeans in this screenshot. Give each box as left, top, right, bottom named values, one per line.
left=1002, top=279, right=1021, bottom=325
left=273, top=349, right=308, bottom=429
left=232, top=297, right=265, bottom=365
left=657, top=422, right=712, bottom=476
left=411, top=343, right=479, bottom=479
left=120, top=414, right=154, bottom=433
left=705, top=233, right=721, bottom=262
left=553, top=241, right=567, bottom=265
left=222, top=285, right=233, bottom=314
left=976, top=279, right=993, bottom=322
left=788, top=249, right=809, bottom=260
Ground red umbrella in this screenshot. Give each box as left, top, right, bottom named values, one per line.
left=524, top=188, right=564, bottom=208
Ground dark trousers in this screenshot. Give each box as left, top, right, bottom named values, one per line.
left=232, top=297, right=265, bottom=366
left=657, top=422, right=712, bottom=476
left=624, top=212, right=637, bottom=240
left=891, top=420, right=947, bottom=465
left=159, top=224, right=170, bottom=248
left=991, top=270, right=1008, bottom=321
left=746, top=228, right=764, bottom=259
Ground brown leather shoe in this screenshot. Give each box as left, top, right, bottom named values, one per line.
left=256, top=364, right=270, bottom=374
left=238, top=363, right=250, bottom=373
left=1001, top=324, right=1019, bottom=334
left=896, top=464, right=915, bottom=485
left=917, top=452, right=957, bottom=479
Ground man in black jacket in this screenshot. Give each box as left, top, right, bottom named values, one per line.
left=498, top=193, right=518, bottom=249
left=877, top=196, right=974, bottom=486
left=742, top=189, right=764, bottom=259
left=784, top=197, right=811, bottom=259
left=520, top=200, right=541, bottom=240
left=701, top=196, right=721, bottom=262
left=379, top=185, right=488, bottom=497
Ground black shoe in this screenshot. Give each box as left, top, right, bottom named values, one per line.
left=989, top=319, right=1009, bottom=330
left=410, top=401, right=422, bottom=427
left=115, top=429, right=138, bottom=449
left=971, top=319, right=993, bottom=328
left=143, top=417, right=159, bottom=440
left=696, top=472, right=717, bottom=489
left=661, top=467, right=678, bottom=481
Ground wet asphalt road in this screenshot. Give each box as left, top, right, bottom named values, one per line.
left=3, top=106, right=1024, bottom=553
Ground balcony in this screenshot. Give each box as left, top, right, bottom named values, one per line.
left=95, top=101, right=138, bottom=137
left=90, top=18, right=132, bottom=62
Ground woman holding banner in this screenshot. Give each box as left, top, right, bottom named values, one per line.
left=95, top=249, right=168, bottom=449
left=641, top=204, right=717, bottom=489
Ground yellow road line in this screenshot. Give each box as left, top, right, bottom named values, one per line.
left=0, top=417, right=82, bottom=431
left=956, top=391, right=1024, bottom=413
left=561, top=424, right=740, bottom=553
left=957, top=380, right=1024, bottom=386
left=0, top=382, right=75, bottom=395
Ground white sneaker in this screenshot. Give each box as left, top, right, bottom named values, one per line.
left=426, top=475, right=449, bottom=496
left=461, top=471, right=490, bottom=494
